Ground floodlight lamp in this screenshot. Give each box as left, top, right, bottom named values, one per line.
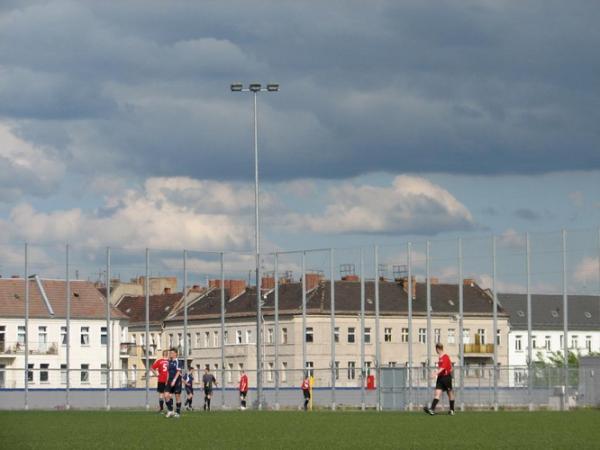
left=230, top=83, right=243, bottom=92
left=266, top=83, right=279, bottom=92
left=249, top=83, right=262, bottom=92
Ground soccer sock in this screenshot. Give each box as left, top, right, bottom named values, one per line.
left=242, top=399, right=246, bottom=408
left=207, top=398, right=211, bottom=410
left=204, top=396, right=208, bottom=410
left=188, top=398, right=193, bottom=408
left=304, top=399, right=309, bottom=410
left=159, top=399, right=164, bottom=411
left=176, top=402, right=181, bottom=414
left=431, top=398, right=439, bottom=410
left=167, top=399, right=173, bottom=411
left=450, top=400, right=455, bottom=411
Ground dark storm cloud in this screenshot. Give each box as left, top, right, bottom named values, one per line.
left=1, top=0, right=599, bottom=191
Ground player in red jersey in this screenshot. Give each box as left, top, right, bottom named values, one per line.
left=424, top=343, right=455, bottom=415
left=239, top=369, right=249, bottom=410
left=151, top=350, right=169, bottom=413
left=301, top=374, right=311, bottom=411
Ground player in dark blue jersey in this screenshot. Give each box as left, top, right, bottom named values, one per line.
left=183, top=367, right=195, bottom=411
left=165, top=348, right=182, bottom=418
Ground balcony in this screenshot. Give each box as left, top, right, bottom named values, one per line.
left=120, top=342, right=137, bottom=356
left=464, top=343, right=495, bottom=354
left=0, top=341, right=59, bottom=356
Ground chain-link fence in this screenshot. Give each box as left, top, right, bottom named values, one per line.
left=1, top=227, right=599, bottom=411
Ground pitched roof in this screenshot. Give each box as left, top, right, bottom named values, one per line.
left=166, top=280, right=505, bottom=322
left=116, top=292, right=183, bottom=325
left=498, top=293, right=600, bottom=331
left=0, top=278, right=127, bottom=320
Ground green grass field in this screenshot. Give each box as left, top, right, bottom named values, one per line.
left=1, top=410, right=599, bottom=449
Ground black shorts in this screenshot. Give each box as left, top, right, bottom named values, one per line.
left=240, top=391, right=247, bottom=399
left=303, top=389, right=310, bottom=399
left=157, top=382, right=166, bottom=393
left=167, top=380, right=182, bottom=394
left=204, top=388, right=213, bottom=397
left=185, top=387, right=194, bottom=395
left=436, top=375, right=453, bottom=392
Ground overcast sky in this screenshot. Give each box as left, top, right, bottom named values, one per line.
left=0, top=0, right=599, bottom=284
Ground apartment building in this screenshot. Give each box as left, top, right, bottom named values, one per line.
left=0, top=277, right=128, bottom=389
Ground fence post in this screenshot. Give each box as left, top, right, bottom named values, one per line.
left=360, top=247, right=365, bottom=411
left=458, top=237, right=464, bottom=411
left=274, top=252, right=280, bottom=410
left=526, top=233, right=533, bottom=411
left=492, top=236, right=498, bottom=411
left=145, top=248, right=150, bottom=410
left=330, top=248, right=336, bottom=411
left=219, top=252, right=225, bottom=409
left=426, top=241, right=432, bottom=390
left=374, top=245, right=381, bottom=411
left=301, top=252, right=307, bottom=383
left=106, top=247, right=111, bottom=410
left=407, top=242, right=413, bottom=410
left=561, top=229, right=569, bottom=410
left=24, top=243, right=29, bottom=410
left=65, top=243, right=71, bottom=410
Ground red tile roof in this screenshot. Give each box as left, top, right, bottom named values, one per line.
left=0, top=278, right=128, bottom=320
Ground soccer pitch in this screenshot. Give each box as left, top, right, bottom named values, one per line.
left=1, top=410, right=598, bottom=449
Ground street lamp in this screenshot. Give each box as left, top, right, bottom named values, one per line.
left=230, top=81, right=279, bottom=409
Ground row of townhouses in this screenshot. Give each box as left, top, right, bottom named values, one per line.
left=1, top=275, right=599, bottom=389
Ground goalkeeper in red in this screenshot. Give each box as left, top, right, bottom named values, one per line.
left=424, top=343, right=455, bottom=415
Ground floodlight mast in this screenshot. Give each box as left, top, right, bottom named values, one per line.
left=230, top=82, right=279, bottom=410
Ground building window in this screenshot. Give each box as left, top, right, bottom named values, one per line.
left=177, top=333, right=182, bottom=348
left=532, top=335, right=537, bottom=349
left=27, top=364, right=34, bottom=383
left=281, top=328, right=288, bottom=344
left=61, top=326, right=67, bottom=346
left=305, top=327, right=314, bottom=343
left=81, top=364, right=89, bottom=383
left=448, top=328, right=455, bottom=344
left=364, top=328, right=371, bottom=344
left=101, top=364, right=108, bottom=385
left=38, top=326, right=48, bottom=352
left=227, top=363, right=233, bottom=383
left=80, top=327, right=90, bottom=346
left=168, top=334, right=174, bottom=348
left=515, top=335, right=522, bottom=352
left=348, top=327, right=355, bottom=343
left=246, top=330, right=252, bottom=344
left=186, top=334, right=191, bottom=352
left=61, top=364, right=67, bottom=384
left=18, top=326, right=26, bottom=346
left=101, top=327, right=108, bottom=346
left=388, top=361, right=397, bottom=367
left=281, top=362, right=287, bottom=382
left=236, top=330, right=243, bottom=344
left=213, top=331, right=219, bottom=347
left=560, top=334, right=564, bottom=349
left=463, top=329, right=470, bottom=344
left=334, top=327, right=340, bottom=343
left=40, top=363, right=49, bottom=383
left=305, top=361, right=314, bottom=377
left=365, top=361, right=372, bottom=376
left=267, top=362, right=274, bottom=382
left=496, top=329, right=501, bottom=346
left=477, top=328, right=486, bottom=345
left=545, top=336, right=551, bottom=351
left=267, top=328, right=274, bottom=344
left=571, top=335, right=579, bottom=349
left=204, top=332, right=210, bottom=347
left=347, top=361, right=356, bottom=380
left=334, top=361, right=340, bottom=380
left=586, top=336, right=592, bottom=352
left=418, top=328, right=426, bottom=344
left=384, top=328, right=392, bottom=342
left=224, top=330, right=228, bottom=344
left=434, top=328, right=441, bottom=344
left=401, top=328, right=408, bottom=343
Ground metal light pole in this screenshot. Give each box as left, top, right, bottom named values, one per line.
left=230, top=82, right=279, bottom=409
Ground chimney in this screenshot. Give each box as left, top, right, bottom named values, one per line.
left=209, top=279, right=246, bottom=298
left=305, top=273, right=323, bottom=290
left=463, top=278, right=475, bottom=287
left=341, top=274, right=360, bottom=282
left=191, top=284, right=202, bottom=292
left=399, top=276, right=416, bottom=299
left=163, top=287, right=171, bottom=294
left=261, top=276, right=275, bottom=290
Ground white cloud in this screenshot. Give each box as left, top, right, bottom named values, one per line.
left=0, top=177, right=257, bottom=251
left=288, top=175, right=475, bottom=235
left=0, top=123, right=64, bottom=200
left=574, top=257, right=599, bottom=283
